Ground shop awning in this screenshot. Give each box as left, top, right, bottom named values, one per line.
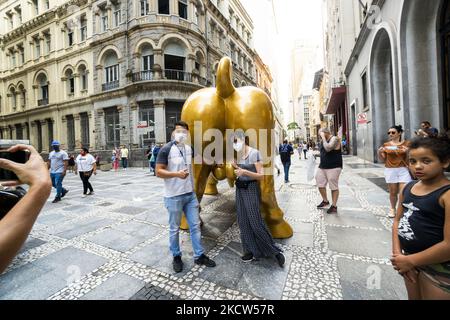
left=325, top=86, right=346, bottom=115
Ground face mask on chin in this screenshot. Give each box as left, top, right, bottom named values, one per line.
left=174, top=132, right=188, bottom=144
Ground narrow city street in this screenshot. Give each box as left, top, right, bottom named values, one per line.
left=0, top=154, right=407, bottom=300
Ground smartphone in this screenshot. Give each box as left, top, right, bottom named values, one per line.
left=0, top=140, right=30, bottom=181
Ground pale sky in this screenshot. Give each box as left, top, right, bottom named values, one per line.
left=241, top=0, right=324, bottom=122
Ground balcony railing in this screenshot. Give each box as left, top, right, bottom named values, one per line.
left=163, top=69, right=192, bottom=82
left=37, top=98, right=48, bottom=106
left=102, top=80, right=119, bottom=91
left=132, top=70, right=153, bottom=82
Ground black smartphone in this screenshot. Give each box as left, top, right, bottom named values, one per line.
left=0, top=140, right=30, bottom=181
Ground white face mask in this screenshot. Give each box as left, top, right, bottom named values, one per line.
left=233, top=142, right=244, bottom=152
left=174, top=132, right=188, bottom=143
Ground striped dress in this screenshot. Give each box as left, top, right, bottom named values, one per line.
left=235, top=148, right=282, bottom=258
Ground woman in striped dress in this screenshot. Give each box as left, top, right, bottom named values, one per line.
left=232, top=136, right=285, bottom=267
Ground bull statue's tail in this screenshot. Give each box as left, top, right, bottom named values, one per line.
left=216, top=57, right=235, bottom=99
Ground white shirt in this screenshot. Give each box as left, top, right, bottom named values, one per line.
left=75, top=154, right=96, bottom=172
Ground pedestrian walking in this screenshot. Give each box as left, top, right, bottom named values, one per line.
left=297, top=143, right=303, bottom=160
left=316, top=128, right=343, bottom=214
left=146, top=144, right=155, bottom=174
left=155, top=121, right=216, bottom=273
left=68, top=154, right=75, bottom=173
left=120, top=145, right=129, bottom=170
left=75, top=147, right=97, bottom=198
left=378, top=125, right=412, bottom=218
left=391, top=136, right=450, bottom=300
left=232, top=135, right=285, bottom=267
left=151, top=143, right=162, bottom=176
left=279, top=140, right=294, bottom=183
left=47, top=141, right=69, bottom=203
left=112, top=147, right=120, bottom=172
left=303, top=142, right=308, bottom=160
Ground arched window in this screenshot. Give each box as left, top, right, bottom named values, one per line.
left=18, top=84, right=25, bottom=108
left=9, top=87, right=17, bottom=110
left=234, top=80, right=239, bottom=88
left=78, top=64, right=88, bottom=91
left=195, top=51, right=205, bottom=76
left=103, top=51, right=119, bottom=90
left=36, top=73, right=48, bottom=105
left=163, top=41, right=186, bottom=80
left=65, top=69, right=75, bottom=95
left=142, top=45, right=154, bottom=71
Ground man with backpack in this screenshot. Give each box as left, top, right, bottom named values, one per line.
left=279, top=140, right=294, bottom=183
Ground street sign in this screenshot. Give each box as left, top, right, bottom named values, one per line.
left=357, top=113, right=368, bottom=124
left=137, top=121, right=148, bottom=128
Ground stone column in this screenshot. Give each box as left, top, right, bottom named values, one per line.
left=95, top=109, right=106, bottom=150
left=94, top=9, right=101, bottom=34
left=187, top=53, right=196, bottom=75
left=153, top=49, right=163, bottom=70
left=22, top=123, right=28, bottom=140
left=153, top=99, right=166, bottom=143
left=60, top=116, right=68, bottom=149
left=117, top=105, right=129, bottom=145
left=38, top=35, right=44, bottom=57
left=171, top=0, right=178, bottom=16
left=106, top=2, right=112, bottom=30
left=30, top=122, right=38, bottom=148
left=9, top=126, right=16, bottom=140
left=74, top=113, right=82, bottom=149
left=40, top=120, right=49, bottom=152
left=130, top=102, right=139, bottom=146
left=88, top=111, right=95, bottom=149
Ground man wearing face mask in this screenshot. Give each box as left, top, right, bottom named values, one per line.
left=47, top=141, right=69, bottom=203
left=155, top=121, right=216, bottom=273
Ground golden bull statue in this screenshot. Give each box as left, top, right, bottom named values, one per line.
left=179, top=57, right=293, bottom=239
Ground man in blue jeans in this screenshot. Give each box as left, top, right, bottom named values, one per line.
left=279, top=140, right=294, bottom=183
left=156, top=121, right=216, bottom=273
left=47, top=141, right=69, bottom=203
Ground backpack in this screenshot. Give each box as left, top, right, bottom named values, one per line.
left=279, top=144, right=291, bottom=163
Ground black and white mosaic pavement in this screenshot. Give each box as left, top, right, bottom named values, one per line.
left=0, top=157, right=407, bottom=300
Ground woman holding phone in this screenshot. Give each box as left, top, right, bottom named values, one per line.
left=378, top=125, right=412, bottom=218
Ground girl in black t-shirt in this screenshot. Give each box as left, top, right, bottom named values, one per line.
left=392, top=136, right=450, bottom=300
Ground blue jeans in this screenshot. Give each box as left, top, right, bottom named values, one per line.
left=164, top=192, right=204, bottom=259
left=50, top=173, right=65, bottom=198
left=283, top=162, right=291, bottom=182
left=122, top=158, right=128, bottom=168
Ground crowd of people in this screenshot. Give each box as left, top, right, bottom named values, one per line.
left=0, top=119, right=449, bottom=300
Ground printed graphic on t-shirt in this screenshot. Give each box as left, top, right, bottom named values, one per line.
left=398, top=202, right=420, bottom=241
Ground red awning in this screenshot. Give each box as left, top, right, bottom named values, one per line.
left=325, top=86, right=346, bottom=115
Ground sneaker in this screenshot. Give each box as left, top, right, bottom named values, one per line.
left=87, top=191, right=94, bottom=196
left=327, top=206, right=338, bottom=214
left=317, top=201, right=330, bottom=209
left=52, top=197, right=61, bottom=203
left=61, top=189, right=69, bottom=198
left=241, top=253, right=255, bottom=263
left=172, top=256, right=183, bottom=273
left=194, top=254, right=216, bottom=267
left=82, top=194, right=87, bottom=198
left=275, top=252, right=286, bottom=267
left=388, top=208, right=396, bottom=218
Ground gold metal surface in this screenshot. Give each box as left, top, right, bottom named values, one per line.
left=180, top=57, right=293, bottom=239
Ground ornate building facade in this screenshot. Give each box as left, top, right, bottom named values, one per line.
left=0, top=0, right=257, bottom=161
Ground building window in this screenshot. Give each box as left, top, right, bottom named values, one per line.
left=179, top=0, right=188, bottom=19
left=16, top=6, right=22, bottom=24
left=44, top=33, right=51, bottom=54
left=113, top=5, right=121, bottom=27
left=9, top=49, right=16, bottom=68
left=66, top=115, right=75, bottom=151
left=15, top=124, right=23, bottom=140
left=101, top=11, right=108, bottom=32
left=105, top=65, right=119, bottom=83
left=79, top=65, right=88, bottom=91
left=80, top=112, right=90, bottom=148
left=37, top=74, right=48, bottom=106
left=80, top=15, right=87, bottom=41
left=105, top=107, right=120, bottom=149
left=361, top=71, right=368, bottom=110
left=66, top=70, right=75, bottom=95
left=34, top=37, right=41, bottom=59
left=68, top=30, right=74, bottom=46
left=6, top=12, right=13, bottom=30
left=10, top=88, right=17, bottom=109
left=32, top=0, right=39, bottom=15
left=141, top=0, right=150, bottom=16
left=159, top=0, right=169, bottom=14
left=18, top=46, right=24, bottom=65
left=45, top=0, right=50, bottom=10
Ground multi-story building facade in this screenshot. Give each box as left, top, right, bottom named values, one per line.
left=340, top=0, right=450, bottom=162
left=254, top=51, right=283, bottom=145
left=0, top=0, right=256, bottom=163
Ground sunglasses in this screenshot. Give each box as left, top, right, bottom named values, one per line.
left=387, top=131, right=397, bottom=135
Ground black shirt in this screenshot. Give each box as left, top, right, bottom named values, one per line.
left=319, top=138, right=343, bottom=170
left=398, top=181, right=450, bottom=255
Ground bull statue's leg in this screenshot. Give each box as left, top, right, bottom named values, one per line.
left=205, top=175, right=219, bottom=196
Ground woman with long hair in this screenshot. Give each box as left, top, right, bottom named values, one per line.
left=378, top=125, right=412, bottom=218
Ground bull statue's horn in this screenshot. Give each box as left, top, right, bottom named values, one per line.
left=216, top=57, right=235, bottom=99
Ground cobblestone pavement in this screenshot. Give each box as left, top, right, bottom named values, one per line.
left=0, top=155, right=407, bottom=300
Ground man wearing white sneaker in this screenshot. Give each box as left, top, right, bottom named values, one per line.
left=74, top=148, right=97, bottom=198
